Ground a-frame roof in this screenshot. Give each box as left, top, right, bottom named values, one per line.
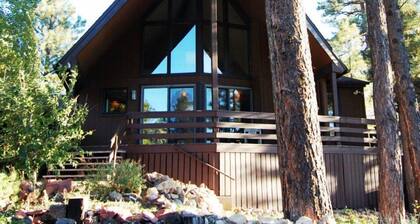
left=61, top=0, right=347, bottom=74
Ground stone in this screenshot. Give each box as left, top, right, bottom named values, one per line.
left=228, top=214, right=247, bottom=224
left=146, top=187, right=159, bottom=201
left=52, top=193, right=65, bottom=203
left=156, top=179, right=180, bottom=194
left=158, top=212, right=182, bottom=223
left=108, top=191, right=123, bottom=201
left=18, top=181, right=34, bottom=201
left=55, top=218, right=76, bottom=224
left=143, top=211, right=158, bottom=223
left=258, top=216, right=292, bottom=224
left=48, top=204, right=66, bottom=219
left=295, top=216, right=312, bottom=224
left=277, top=219, right=293, bottom=224
left=45, top=179, right=73, bottom=195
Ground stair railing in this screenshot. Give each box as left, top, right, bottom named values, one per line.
left=109, top=120, right=127, bottom=169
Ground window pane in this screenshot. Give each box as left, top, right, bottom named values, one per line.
left=105, top=89, right=127, bottom=113
left=142, top=88, right=168, bottom=144
left=170, top=88, right=194, bottom=111
left=229, top=28, right=248, bottom=74
left=143, top=26, right=169, bottom=74
left=143, top=88, right=168, bottom=112
left=146, top=0, right=168, bottom=21
left=172, top=0, right=196, bottom=22
left=171, top=26, right=196, bottom=73
left=205, top=87, right=251, bottom=111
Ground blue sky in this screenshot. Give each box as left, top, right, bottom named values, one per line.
left=69, top=0, right=336, bottom=39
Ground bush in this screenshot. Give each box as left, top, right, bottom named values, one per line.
left=0, top=170, right=21, bottom=210
left=109, top=160, right=145, bottom=194
left=86, top=160, right=145, bottom=199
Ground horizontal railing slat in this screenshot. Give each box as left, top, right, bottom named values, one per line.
left=216, top=122, right=276, bottom=130
left=132, top=133, right=216, bottom=140
left=128, top=122, right=215, bottom=129
left=216, top=132, right=277, bottom=140
left=322, top=136, right=377, bottom=144
left=126, top=111, right=377, bottom=146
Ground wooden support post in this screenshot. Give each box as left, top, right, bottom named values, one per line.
left=319, top=78, right=328, bottom=115
left=211, top=0, right=219, bottom=142
left=331, top=71, right=340, bottom=116
left=211, top=0, right=219, bottom=112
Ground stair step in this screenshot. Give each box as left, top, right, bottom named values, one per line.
left=43, top=174, right=93, bottom=179
left=75, top=156, right=123, bottom=160
left=63, top=162, right=113, bottom=166
left=50, top=168, right=102, bottom=172
left=74, top=150, right=127, bottom=154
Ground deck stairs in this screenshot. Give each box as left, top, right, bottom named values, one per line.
left=43, top=145, right=127, bottom=179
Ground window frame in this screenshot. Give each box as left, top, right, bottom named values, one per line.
left=140, top=84, right=197, bottom=112
left=103, top=88, right=129, bottom=114
left=140, top=0, right=250, bottom=77
left=204, top=85, right=253, bottom=111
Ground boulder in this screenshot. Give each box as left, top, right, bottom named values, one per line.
left=295, top=216, right=313, bottom=224
left=228, top=214, right=247, bottom=224
left=156, top=179, right=180, bottom=194
left=45, top=179, right=72, bottom=195
left=143, top=210, right=158, bottom=223
left=55, top=218, right=76, bottom=224
left=108, top=191, right=123, bottom=201
left=146, top=187, right=159, bottom=201
left=48, top=204, right=66, bottom=219
left=18, top=181, right=34, bottom=201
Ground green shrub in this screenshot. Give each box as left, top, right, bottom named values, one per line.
left=109, top=160, right=145, bottom=194
left=85, top=160, right=145, bottom=200
left=0, top=170, right=21, bottom=210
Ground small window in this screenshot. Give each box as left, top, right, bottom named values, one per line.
left=104, top=89, right=128, bottom=113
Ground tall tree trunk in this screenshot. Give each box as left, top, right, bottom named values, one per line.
left=365, top=0, right=406, bottom=223
left=383, top=0, right=420, bottom=210
left=265, top=0, right=334, bottom=222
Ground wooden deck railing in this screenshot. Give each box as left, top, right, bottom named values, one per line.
left=125, top=111, right=376, bottom=148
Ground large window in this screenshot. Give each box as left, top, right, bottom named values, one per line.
left=142, top=0, right=249, bottom=76
left=205, top=87, right=251, bottom=111
left=142, top=86, right=195, bottom=112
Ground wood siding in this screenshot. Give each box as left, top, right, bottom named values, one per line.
left=127, top=143, right=379, bottom=211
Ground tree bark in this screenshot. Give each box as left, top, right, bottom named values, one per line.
left=383, top=0, right=420, bottom=210
left=365, top=0, right=406, bottom=223
left=265, top=0, right=334, bottom=222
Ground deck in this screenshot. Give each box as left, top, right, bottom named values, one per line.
left=120, top=111, right=378, bottom=210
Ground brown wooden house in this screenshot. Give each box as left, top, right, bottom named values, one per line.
left=59, top=0, right=378, bottom=211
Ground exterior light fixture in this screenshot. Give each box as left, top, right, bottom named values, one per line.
left=131, top=89, right=137, bottom=100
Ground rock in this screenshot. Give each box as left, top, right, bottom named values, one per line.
left=156, top=179, right=180, bottom=194
left=18, top=181, right=34, bottom=201
left=45, top=179, right=73, bottom=195
left=55, top=218, right=76, bottom=224
left=52, top=193, right=65, bottom=203
left=295, top=216, right=312, bottom=224
left=146, top=187, right=159, bottom=201
left=123, top=193, right=139, bottom=202
left=146, top=172, right=171, bottom=185
left=48, top=204, right=66, bottom=219
left=108, top=191, right=123, bottom=201
left=158, top=212, right=182, bottom=223
left=143, top=211, right=158, bottom=223
left=228, top=214, right=247, bottom=224
left=258, top=216, right=292, bottom=224
left=83, top=210, right=96, bottom=224
left=277, top=219, right=293, bottom=224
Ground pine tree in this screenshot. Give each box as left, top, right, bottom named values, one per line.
left=265, top=0, right=334, bottom=222
left=365, top=0, right=406, bottom=222
left=35, top=0, right=86, bottom=73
